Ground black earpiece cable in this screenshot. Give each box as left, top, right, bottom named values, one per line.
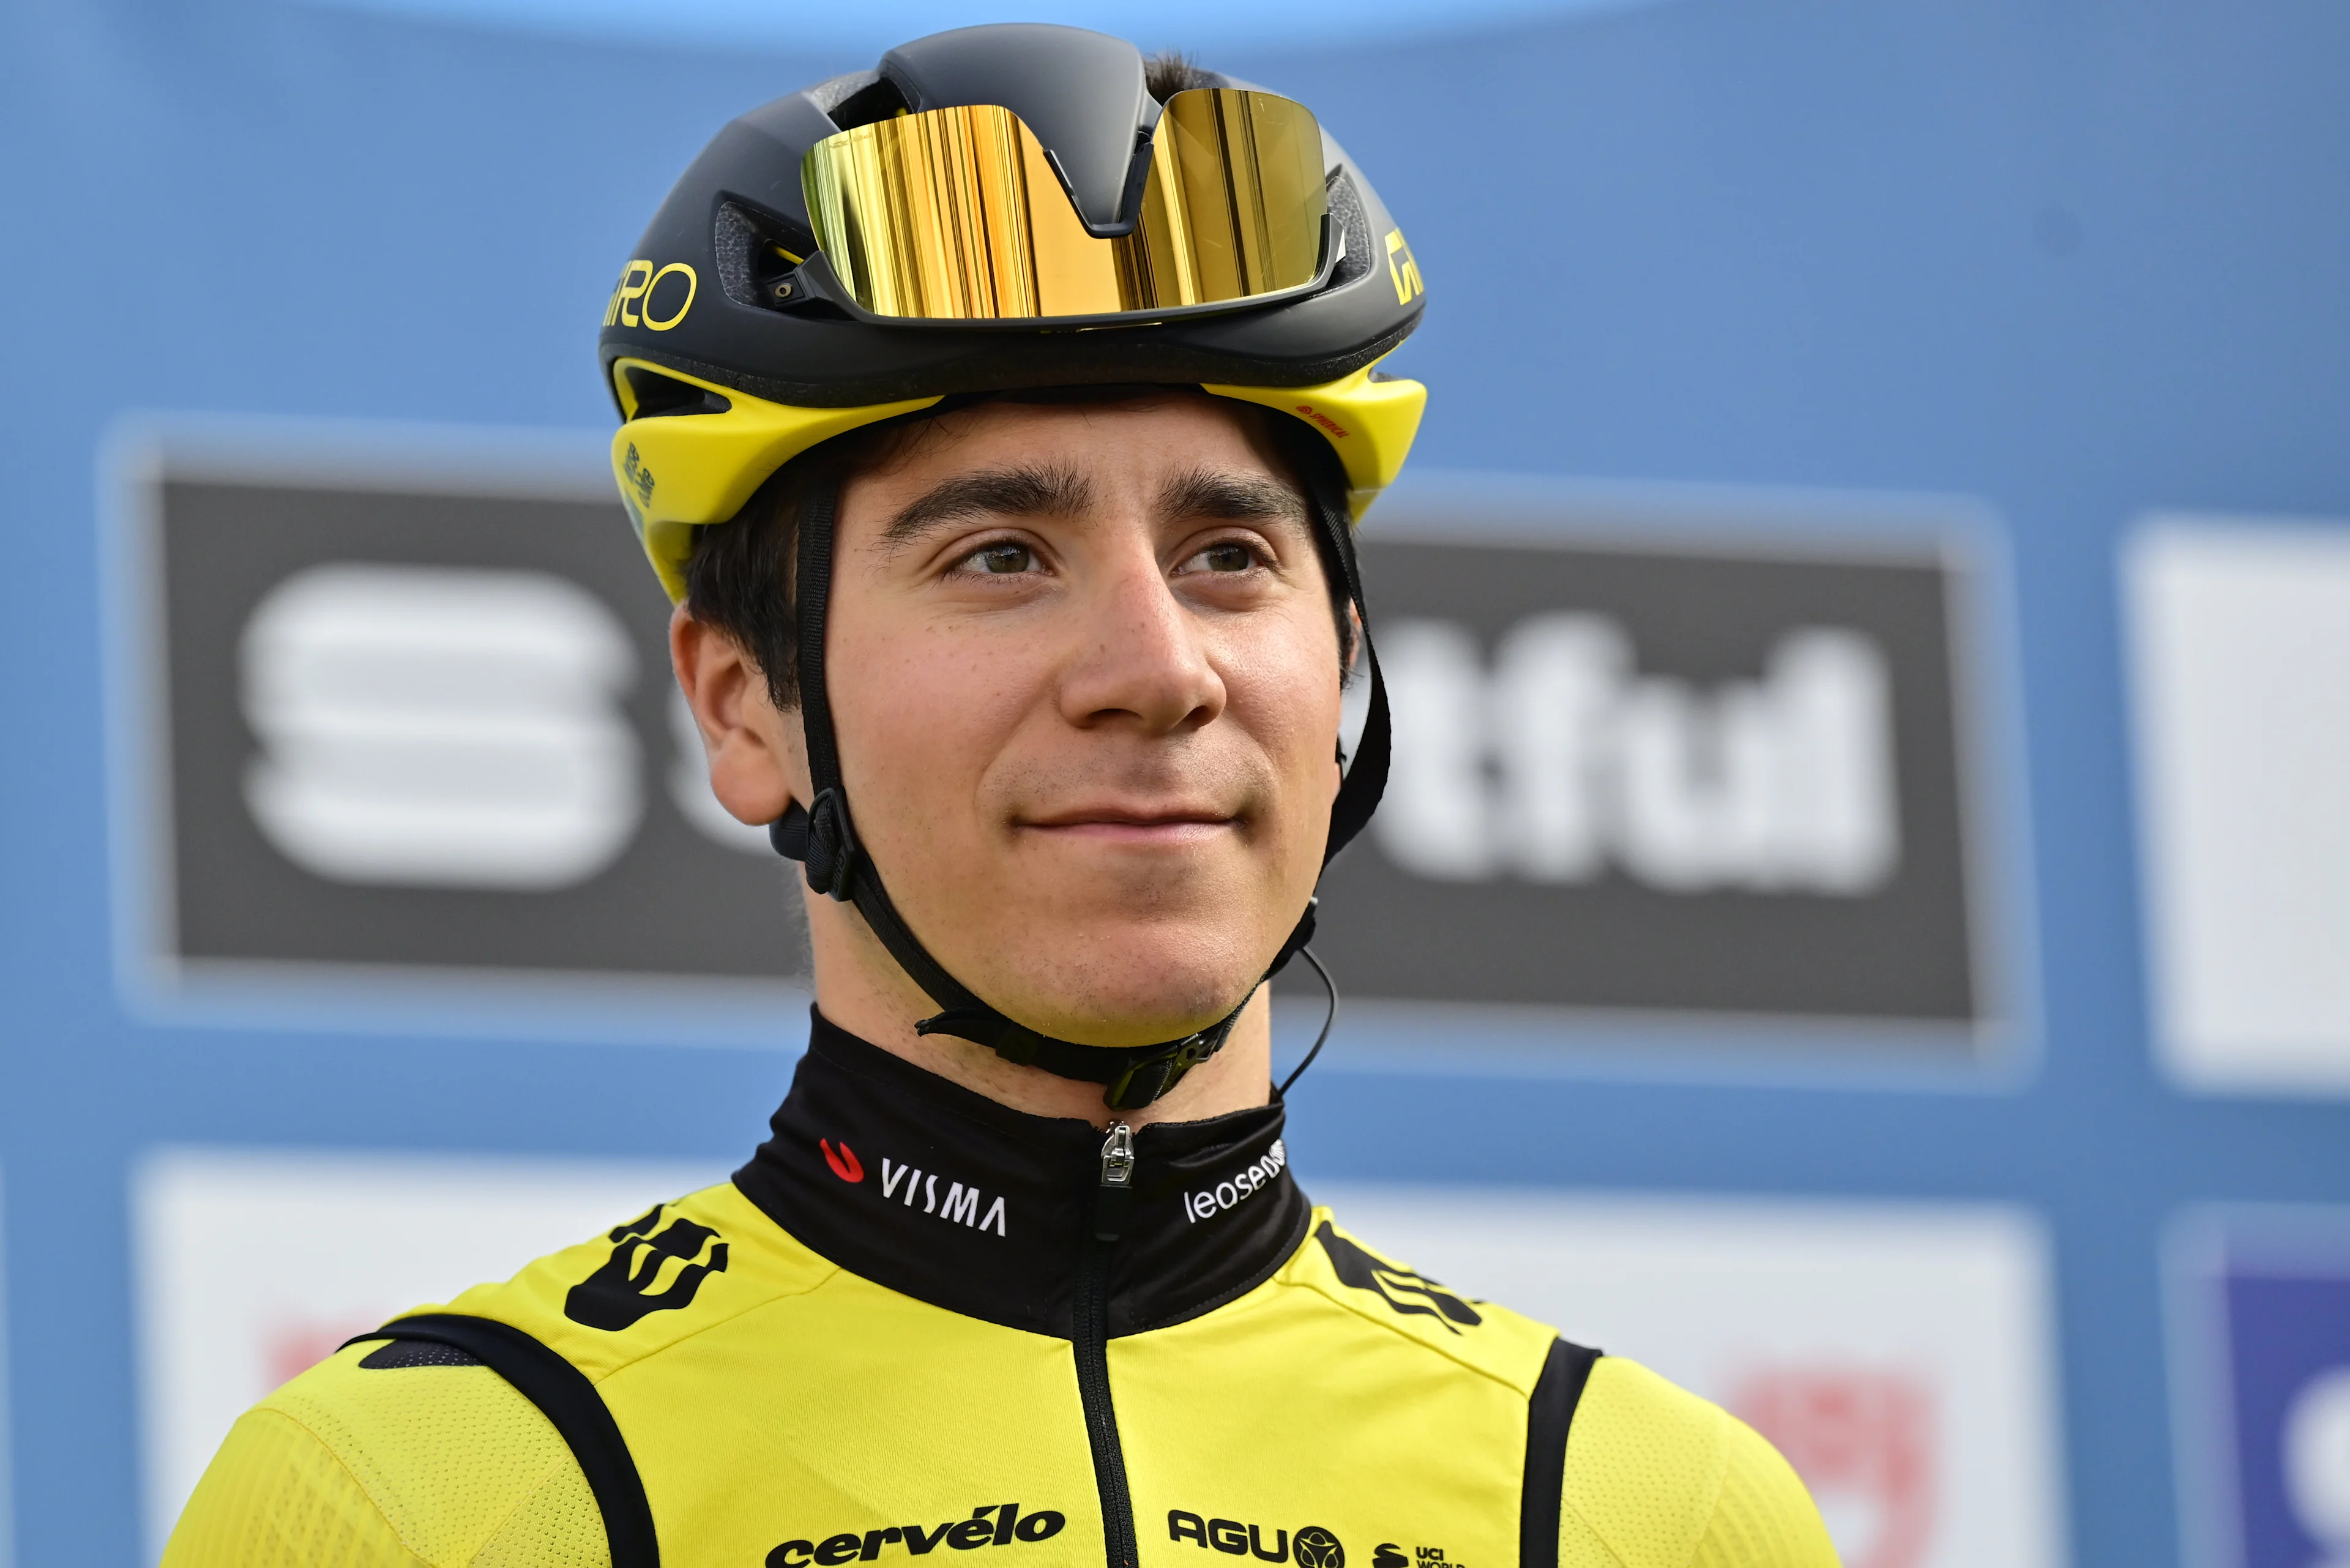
left=1278, top=947, right=1339, bottom=1098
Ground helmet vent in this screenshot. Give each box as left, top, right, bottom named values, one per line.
left=716, top=201, right=832, bottom=316
left=624, top=366, right=729, bottom=420
left=1326, top=171, right=1373, bottom=292
left=827, top=75, right=911, bottom=130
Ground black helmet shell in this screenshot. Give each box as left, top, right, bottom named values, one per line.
left=597, top=23, right=1424, bottom=413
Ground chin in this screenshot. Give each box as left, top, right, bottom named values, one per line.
left=966, top=920, right=1267, bottom=1048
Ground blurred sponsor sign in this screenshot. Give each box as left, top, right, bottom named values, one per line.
left=1322, top=502, right=2003, bottom=1052
left=2169, top=1209, right=2350, bottom=1568
left=1318, top=1186, right=2066, bottom=1568
left=132, top=1148, right=719, bottom=1554
left=113, top=428, right=809, bottom=1004
left=2127, top=520, right=2350, bottom=1094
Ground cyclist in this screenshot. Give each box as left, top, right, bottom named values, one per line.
left=165, top=25, right=1838, bottom=1568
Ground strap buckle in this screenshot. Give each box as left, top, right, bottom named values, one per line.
left=766, top=791, right=860, bottom=903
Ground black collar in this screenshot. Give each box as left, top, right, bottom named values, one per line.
left=732, top=1010, right=1310, bottom=1338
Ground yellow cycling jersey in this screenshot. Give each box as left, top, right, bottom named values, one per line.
left=165, top=1015, right=1838, bottom=1568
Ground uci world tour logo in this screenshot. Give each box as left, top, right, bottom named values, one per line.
left=564, top=1203, right=729, bottom=1331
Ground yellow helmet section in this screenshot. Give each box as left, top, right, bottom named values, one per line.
left=610, top=359, right=941, bottom=602
left=610, top=357, right=1427, bottom=603
left=1203, top=362, right=1428, bottom=521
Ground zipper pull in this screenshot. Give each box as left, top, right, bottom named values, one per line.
left=1093, top=1121, right=1135, bottom=1242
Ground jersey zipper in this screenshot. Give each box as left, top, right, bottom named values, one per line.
left=1076, top=1121, right=1140, bottom=1568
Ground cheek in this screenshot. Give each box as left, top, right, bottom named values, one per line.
left=827, top=611, right=1035, bottom=824
left=1227, top=615, right=1345, bottom=793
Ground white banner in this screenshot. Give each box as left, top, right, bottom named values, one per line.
left=1315, top=1185, right=2068, bottom=1568
left=131, top=1148, right=721, bottom=1556
left=2127, top=517, right=2350, bottom=1094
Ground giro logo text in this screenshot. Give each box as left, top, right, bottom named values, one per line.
left=879, top=1155, right=1009, bottom=1238
left=604, top=258, right=698, bottom=330
left=1184, top=1140, right=1288, bottom=1224
left=1169, top=1514, right=1345, bottom=1567
left=1384, top=229, right=1424, bottom=305
left=563, top=1204, right=729, bottom=1331
left=767, top=1504, right=1067, bottom=1566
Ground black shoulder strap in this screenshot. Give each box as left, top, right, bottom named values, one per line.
left=343, top=1312, right=660, bottom=1568
left=1519, top=1338, right=1603, bottom=1568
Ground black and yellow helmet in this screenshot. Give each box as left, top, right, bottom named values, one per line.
left=603, top=24, right=1418, bottom=1109
left=599, top=21, right=1428, bottom=601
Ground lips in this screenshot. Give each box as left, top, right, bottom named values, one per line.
left=1016, top=802, right=1236, bottom=833
left=1015, top=811, right=1236, bottom=846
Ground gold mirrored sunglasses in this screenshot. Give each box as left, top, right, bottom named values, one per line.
left=801, top=88, right=1330, bottom=323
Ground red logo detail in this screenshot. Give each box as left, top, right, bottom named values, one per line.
left=821, top=1139, right=864, bottom=1183
left=1292, top=403, right=1349, bottom=439
left=1732, top=1367, right=1936, bottom=1568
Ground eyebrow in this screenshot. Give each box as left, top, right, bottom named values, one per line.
left=880, top=464, right=1095, bottom=550
left=1155, top=468, right=1311, bottom=528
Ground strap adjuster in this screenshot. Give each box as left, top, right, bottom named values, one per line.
left=802, top=789, right=859, bottom=901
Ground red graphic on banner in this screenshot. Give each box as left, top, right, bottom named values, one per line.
left=1733, top=1366, right=1936, bottom=1568
left=822, top=1139, right=865, bottom=1183
left=261, top=1318, right=379, bottom=1390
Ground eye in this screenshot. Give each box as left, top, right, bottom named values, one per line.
left=967, top=541, right=1035, bottom=575
left=1186, top=540, right=1262, bottom=574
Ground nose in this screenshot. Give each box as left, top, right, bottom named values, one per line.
left=1056, top=542, right=1226, bottom=736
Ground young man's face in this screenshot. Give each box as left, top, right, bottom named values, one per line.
left=693, top=393, right=1346, bottom=1049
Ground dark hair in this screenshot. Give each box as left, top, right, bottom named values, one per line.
left=681, top=397, right=1359, bottom=714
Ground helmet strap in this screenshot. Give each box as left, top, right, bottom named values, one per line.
left=769, top=458, right=1390, bottom=1111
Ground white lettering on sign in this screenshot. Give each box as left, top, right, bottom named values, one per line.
left=1375, top=614, right=1900, bottom=894
left=2127, top=520, right=2350, bottom=1091
left=241, top=563, right=642, bottom=890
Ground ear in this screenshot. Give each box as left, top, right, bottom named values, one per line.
left=670, top=604, right=808, bottom=827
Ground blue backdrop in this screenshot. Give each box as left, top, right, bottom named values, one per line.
left=6, top=0, right=2350, bottom=1562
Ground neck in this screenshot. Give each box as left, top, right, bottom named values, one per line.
left=734, top=1012, right=1307, bottom=1339
left=804, top=892, right=1274, bottom=1130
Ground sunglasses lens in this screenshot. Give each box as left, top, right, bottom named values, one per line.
left=802, top=89, right=1329, bottom=321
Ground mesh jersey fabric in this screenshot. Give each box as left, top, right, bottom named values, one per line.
left=1558, top=1359, right=1839, bottom=1568
left=163, top=1213, right=1834, bottom=1568
left=163, top=1351, right=610, bottom=1568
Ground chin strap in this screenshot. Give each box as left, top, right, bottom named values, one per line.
left=773, top=459, right=1390, bottom=1112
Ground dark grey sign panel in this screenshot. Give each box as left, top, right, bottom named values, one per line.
left=143, top=469, right=810, bottom=987
left=1319, top=525, right=1990, bottom=1037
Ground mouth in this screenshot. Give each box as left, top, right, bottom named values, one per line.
left=1015, top=805, right=1240, bottom=847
